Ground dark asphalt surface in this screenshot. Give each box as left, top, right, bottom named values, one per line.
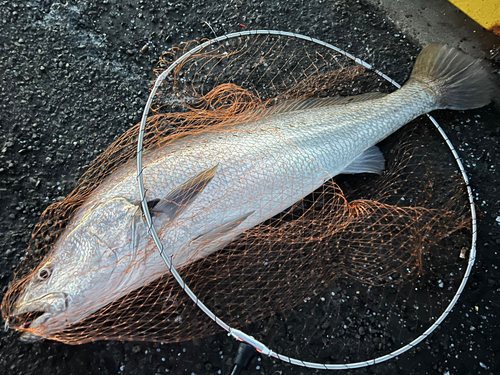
left=1, top=1, right=499, bottom=374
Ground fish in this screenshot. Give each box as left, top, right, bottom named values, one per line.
left=4, top=44, right=495, bottom=342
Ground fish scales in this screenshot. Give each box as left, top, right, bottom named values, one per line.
left=3, top=44, right=495, bottom=342
left=91, top=81, right=433, bottom=246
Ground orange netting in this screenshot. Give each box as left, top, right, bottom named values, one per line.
left=2, top=34, right=471, bottom=364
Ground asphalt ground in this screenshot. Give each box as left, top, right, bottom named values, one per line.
left=1, top=1, right=499, bottom=374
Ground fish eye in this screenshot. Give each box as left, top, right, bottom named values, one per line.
left=37, top=265, right=52, bottom=281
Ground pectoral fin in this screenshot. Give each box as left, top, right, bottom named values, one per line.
left=150, top=165, right=219, bottom=221
left=340, top=146, right=385, bottom=175
left=193, top=211, right=254, bottom=244
left=146, top=198, right=161, bottom=212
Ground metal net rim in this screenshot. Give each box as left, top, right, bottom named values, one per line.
left=135, top=30, right=477, bottom=370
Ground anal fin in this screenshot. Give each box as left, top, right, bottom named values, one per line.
left=340, top=146, right=385, bottom=175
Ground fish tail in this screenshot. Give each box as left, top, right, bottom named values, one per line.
left=409, top=44, right=495, bottom=110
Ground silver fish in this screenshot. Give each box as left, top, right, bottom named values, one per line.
left=6, top=44, right=494, bottom=342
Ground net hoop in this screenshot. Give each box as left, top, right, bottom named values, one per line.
left=136, top=30, right=477, bottom=370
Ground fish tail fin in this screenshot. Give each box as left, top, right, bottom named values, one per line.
left=409, top=44, right=495, bottom=110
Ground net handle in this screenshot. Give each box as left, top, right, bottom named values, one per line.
left=136, top=30, right=477, bottom=370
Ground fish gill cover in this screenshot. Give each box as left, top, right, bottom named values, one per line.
left=2, top=33, right=471, bottom=364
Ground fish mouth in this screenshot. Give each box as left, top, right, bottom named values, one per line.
left=8, top=292, right=70, bottom=341
left=9, top=310, right=47, bottom=329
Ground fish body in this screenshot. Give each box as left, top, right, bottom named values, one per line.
left=4, top=44, right=494, bottom=341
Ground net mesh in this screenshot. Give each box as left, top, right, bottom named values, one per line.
left=2, top=34, right=471, bottom=364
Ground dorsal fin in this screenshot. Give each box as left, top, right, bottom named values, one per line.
left=263, top=92, right=387, bottom=116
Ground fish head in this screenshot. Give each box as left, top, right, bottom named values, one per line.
left=5, top=197, right=143, bottom=341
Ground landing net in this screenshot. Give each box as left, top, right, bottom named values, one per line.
left=2, top=31, right=476, bottom=369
